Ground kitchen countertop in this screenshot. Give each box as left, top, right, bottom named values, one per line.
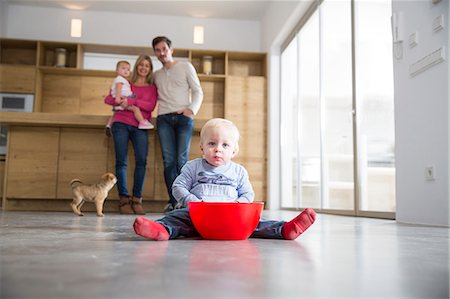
left=0, top=111, right=205, bottom=130
left=0, top=112, right=110, bottom=128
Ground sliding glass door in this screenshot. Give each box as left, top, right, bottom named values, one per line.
left=320, top=0, right=354, bottom=211
left=280, top=33, right=299, bottom=208
left=280, top=9, right=322, bottom=209
left=280, top=0, right=395, bottom=218
left=354, top=0, right=395, bottom=214
left=297, top=11, right=321, bottom=209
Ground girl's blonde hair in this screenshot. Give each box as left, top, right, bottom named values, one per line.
left=200, top=118, right=240, bottom=152
left=116, top=60, right=130, bottom=71
left=130, top=55, right=153, bottom=84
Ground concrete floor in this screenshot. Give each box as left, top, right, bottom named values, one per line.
left=0, top=210, right=448, bottom=299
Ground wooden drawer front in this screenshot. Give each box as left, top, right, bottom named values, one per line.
left=57, top=128, right=109, bottom=199
left=6, top=127, right=59, bottom=198
left=0, top=65, right=36, bottom=93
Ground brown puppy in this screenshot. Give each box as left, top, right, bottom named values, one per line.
left=70, top=172, right=117, bottom=217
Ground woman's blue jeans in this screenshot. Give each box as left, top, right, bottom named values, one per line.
left=157, top=114, right=194, bottom=206
left=111, top=122, right=149, bottom=198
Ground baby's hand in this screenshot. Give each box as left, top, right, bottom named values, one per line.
left=120, top=97, right=128, bottom=108
left=127, top=105, right=138, bottom=112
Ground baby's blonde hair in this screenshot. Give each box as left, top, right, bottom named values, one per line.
left=116, top=60, right=130, bottom=70
left=200, top=118, right=240, bottom=152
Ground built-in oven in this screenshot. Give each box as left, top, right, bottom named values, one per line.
left=0, top=93, right=35, bottom=155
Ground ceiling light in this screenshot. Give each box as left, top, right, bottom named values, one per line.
left=71, top=19, right=82, bottom=38
left=193, top=25, right=204, bottom=44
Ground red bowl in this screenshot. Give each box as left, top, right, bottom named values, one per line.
left=188, top=202, right=264, bottom=240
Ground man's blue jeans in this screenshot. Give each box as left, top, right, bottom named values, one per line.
left=111, top=122, right=149, bottom=198
left=157, top=114, right=194, bottom=206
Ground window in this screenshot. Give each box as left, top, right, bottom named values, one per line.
left=280, top=0, right=395, bottom=218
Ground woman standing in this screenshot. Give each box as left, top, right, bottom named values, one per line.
left=104, top=55, right=157, bottom=214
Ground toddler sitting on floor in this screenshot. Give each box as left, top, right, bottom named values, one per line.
left=133, top=118, right=316, bottom=241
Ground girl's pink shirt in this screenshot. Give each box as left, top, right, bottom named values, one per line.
left=104, top=84, right=158, bottom=127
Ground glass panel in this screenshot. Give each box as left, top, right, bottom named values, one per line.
left=280, top=36, right=299, bottom=208
left=83, top=53, right=165, bottom=71
left=320, top=0, right=354, bottom=210
left=298, top=11, right=321, bottom=209
left=355, top=0, right=396, bottom=212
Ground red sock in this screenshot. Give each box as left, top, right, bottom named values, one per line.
left=282, top=208, right=316, bottom=240
left=133, top=217, right=170, bottom=241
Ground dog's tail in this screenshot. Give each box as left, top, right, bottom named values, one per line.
left=70, top=179, right=83, bottom=188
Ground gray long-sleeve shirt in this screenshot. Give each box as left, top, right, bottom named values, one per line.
left=172, top=158, right=255, bottom=207
left=153, top=61, right=203, bottom=115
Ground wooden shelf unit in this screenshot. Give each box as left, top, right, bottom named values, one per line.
left=0, top=39, right=38, bottom=65
left=37, top=41, right=79, bottom=68
left=0, top=38, right=267, bottom=211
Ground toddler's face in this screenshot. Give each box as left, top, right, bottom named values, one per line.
left=201, top=127, right=237, bottom=167
left=117, top=63, right=131, bottom=78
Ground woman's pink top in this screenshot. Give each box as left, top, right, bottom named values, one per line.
left=104, top=84, right=158, bottom=127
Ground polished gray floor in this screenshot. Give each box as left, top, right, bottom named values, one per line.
left=0, top=210, right=448, bottom=299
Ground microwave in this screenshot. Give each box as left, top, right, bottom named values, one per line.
left=0, top=93, right=34, bottom=112
left=0, top=93, right=35, bottom=155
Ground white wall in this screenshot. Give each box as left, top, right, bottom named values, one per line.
left=260, top=1, right=308, bottom=53
left=3, top=4, right=260, bottom=52
left=392, top=0, right=449, bottom=226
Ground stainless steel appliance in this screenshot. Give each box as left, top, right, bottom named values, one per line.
left=0, top=93, right=34, bottom=155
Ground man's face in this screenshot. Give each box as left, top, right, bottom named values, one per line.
left=153, top=41, right=174, bottom=65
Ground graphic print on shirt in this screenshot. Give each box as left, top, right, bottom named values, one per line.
left=197, top=171, right=235, bottom=186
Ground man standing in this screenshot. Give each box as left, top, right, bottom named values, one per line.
left=152, top=36, right=204, bottom=213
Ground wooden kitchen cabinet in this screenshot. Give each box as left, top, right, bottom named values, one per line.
left=195, top=77, right=225, bottom=122
left=36, top=68, right=113, bottom=114
left=190, top=50, right=226, bottom=75
left=0, top=39, right=38, bottom=65
left=37, top=41, right=78, bottom=68
left=0, top=65, right=36, bottom=94
left=0, top=37, right=267, bottom=210
left=5, top=127, right=59, bottom=199
left=227, top=52, right=266, bottom=76
left=0, top=115, right=162, bottom=211
left=225, top=76, right=267, bottom=200
left=56, top=128, right=110, bottom=199
left=0, top=39, right=37, bottom=94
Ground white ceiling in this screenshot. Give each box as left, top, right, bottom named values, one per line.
left=4, top=0, right=275, bottom=21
